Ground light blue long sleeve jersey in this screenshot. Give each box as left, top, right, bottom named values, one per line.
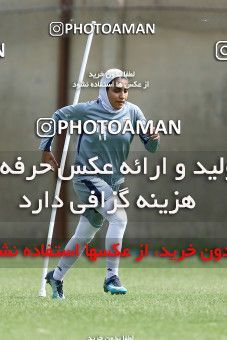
left=39, top=99, right=159, bottom=187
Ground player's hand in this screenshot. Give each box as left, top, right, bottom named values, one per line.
left=42, top=151, right=59, bottom=172
left=147, top=127, right=160, bottom=141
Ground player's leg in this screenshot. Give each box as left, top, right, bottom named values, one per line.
left=96, top=196, right=128, bottom=294
left=54, top=213, right=101, bottom=279
left=46, top=212, right=102, bottom=299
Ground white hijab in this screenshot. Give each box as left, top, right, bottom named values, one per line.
left=98, top=68, right=126, bottom=114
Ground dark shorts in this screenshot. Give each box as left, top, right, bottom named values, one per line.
left=73, top=176, right=122, bottom=228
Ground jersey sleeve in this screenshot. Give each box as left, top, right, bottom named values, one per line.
left=135, top=105, right=160, bottom=153
left=39, top=103, right=87, bottom=151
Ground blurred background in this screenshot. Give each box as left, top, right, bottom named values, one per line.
left=0, top=0, right=227, bottom=246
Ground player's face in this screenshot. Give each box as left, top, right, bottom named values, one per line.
left=107, top=77, right=129, bottom=110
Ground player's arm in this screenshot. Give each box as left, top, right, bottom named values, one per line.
left=39, top=103, right=87, bottom=170
left=135, top=106, right=160, bottom=153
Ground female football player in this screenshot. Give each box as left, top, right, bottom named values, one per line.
left=40, top=69, right=160, bottom=299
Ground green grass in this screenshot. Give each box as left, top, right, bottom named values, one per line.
left=1, top=261, right=227, bottom=340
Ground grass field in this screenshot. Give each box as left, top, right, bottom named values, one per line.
left=1, top=259, right=227, bottom=340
